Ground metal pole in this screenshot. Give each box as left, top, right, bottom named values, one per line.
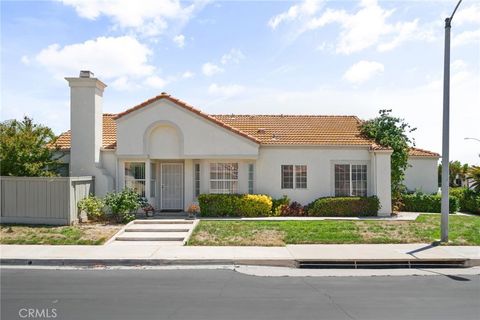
left=441, top=0, right=462, bottom=243
left=441, top=17, right=451, bottom=242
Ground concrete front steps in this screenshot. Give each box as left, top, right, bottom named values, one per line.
left=114, top=219, right=195, bottom=244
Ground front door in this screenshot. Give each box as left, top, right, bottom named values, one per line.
left=160, top=163, right=184, bottom=211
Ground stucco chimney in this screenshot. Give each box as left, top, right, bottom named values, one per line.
left=65, top=71, right=107, bottom=176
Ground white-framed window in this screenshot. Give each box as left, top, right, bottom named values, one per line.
left=194, top=163, right=200, bottom=197
left=334, top=164, right=367, bottom=197
left=150, top=163, right=156, bottom=198
left=281, top=165, right=307, bottom=189
left=209, top=163, right=238, bottom=194
left=125, top=162, right=146, bottom=197
left=248, top=163, right=255, bottom=194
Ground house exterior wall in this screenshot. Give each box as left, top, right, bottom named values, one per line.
left=255, top=146, right=374, bottom=205
left=404, top=157, right=439, bottom=194
left=116, top=99, right=259, bottom=158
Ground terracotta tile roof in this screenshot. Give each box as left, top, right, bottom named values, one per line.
left=408, top=147, right=440, bottom=158
left=114, top=93, right=260, bottom=143
left=54, top=94, right=439, bottom=157
left=54, top=114, right=117, bottom=150
left=211, top=114, right=373, bottom=146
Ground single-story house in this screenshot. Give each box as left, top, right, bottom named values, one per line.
left=55, top=71, right=440, bottom=216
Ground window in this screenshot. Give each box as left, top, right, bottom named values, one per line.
left=248, top=163, right=254, bottom=194
left=334, top=164, right=367, bottom=197
left=281, top=165, right=307, bottom=189
left=150, top=163, right=156, bottom=198
left=209, top=163, right=238, bottom=194
left=295, top=165, right=307, bottom=189
left=125, top=162, right=146, bottom=197
left=194, top=163, right=200, bottom=197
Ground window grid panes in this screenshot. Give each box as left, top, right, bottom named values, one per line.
left=125, top=162, right=146, bottom=197
left=194, top=163, right=200, bottom=197
left=351, top=164, right=367, bottom=196
left=150, top=163, right=156, bottom=198
left=209, top=163, right=238, bottom=194
left=295, top=165, right=307, bottom=189
left=248, top=164, right=254, bottom=194
left=334, top=164, right=367, bottom=197
left=334, top=164, right=351, bottom=196
left=281, top=165, right=294, bottom=189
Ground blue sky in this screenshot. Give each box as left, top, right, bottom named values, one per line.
left=1, top=0, right=479, bottom=164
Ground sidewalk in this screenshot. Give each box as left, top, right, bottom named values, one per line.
left=1, top=243, right=479, bottom=267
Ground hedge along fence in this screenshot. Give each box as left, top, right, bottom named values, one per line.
left=198, top=194, right=273, bottom=217
left=401, top=193, right=459, bottom=213
left=306, top=196, right=380, bottom=217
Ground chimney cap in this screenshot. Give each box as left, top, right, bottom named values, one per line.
left=80, top=70, right=94, bottom=78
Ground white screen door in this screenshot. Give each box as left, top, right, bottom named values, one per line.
left=160, top=163, right=184, bottom=210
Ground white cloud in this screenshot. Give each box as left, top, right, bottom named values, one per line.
left=455, top=3, right=480, bottom=26
left=221, top=49, right=245, bottom=65
left=453, top=29, right=480, bottom=47
left=59, top=0, right=207, bottom=37
left=144, top=75, right=168, bottom=89
left=343, top=60, right=384, bottom=84
left=452, top=59, right=467, bottom=72
left=21, top=55, right=30, bottom=65
left=35, top=36, right=154, bottom=81
left=202, top=62, right=224, bottom=76
left=268, top=0, right=323, bottom=29
left=208, top=83, right=245, bottom=97
left=173, top=34, right=185, bottom=48
left=270, top=0, right=434, bottom=54
left=181, top=71, right=195, bottom=79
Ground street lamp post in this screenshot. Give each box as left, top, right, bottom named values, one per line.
left=441, top=0, right=462, bottom=243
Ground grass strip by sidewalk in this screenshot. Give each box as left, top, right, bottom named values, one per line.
left=0, top=223, right=122, bottom=245
left=188, top=214, right=480, bottom=246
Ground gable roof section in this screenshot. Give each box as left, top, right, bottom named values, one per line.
left=54, top=93, right=439, bottom=157
left=114, top=93, right=260, bottom=144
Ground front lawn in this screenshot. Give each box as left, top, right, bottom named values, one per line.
left=188, top=214, right=480, bottom=246
left=0, top=223, right=121, bottom=245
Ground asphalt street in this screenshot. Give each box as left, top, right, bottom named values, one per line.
left=1, top=268, right=479, bottom=320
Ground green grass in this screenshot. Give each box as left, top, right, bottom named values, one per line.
left=0, top=223, right=121, bottom=245
left=188, top=214, right=480, bottom=246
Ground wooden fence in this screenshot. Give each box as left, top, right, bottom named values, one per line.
left=0, top=176, right=94, bottom=225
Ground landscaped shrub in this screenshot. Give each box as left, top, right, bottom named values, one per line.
left=198, top=194, right=272, bottom=217
left=104, top=188, right=141, bottom=223
left=271, top=195, right=290, bottom=215
left=77, top=195, right=105, bottom=221
left=450, top=188, right=480, bottom=214
left=278, top=201, right=306, bottom=216
left=307, top=196, right=380, bottom=217
left=401, top=193, right=459, bottom=213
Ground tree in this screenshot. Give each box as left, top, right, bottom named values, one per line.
left=467, top=166, right=480, bottom=192
left=0, top=116, right=62, bottom=176
left=438, top=161, right=470, bottom=187
left=360, top=109, right=416, bottom=204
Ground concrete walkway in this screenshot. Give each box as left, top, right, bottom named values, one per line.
left=1, top=243, right=478, bottom=267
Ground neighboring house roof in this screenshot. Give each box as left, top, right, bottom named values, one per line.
left=54, top=93, right=439, bottom=157
left=409, top=147, right=440, bottom=158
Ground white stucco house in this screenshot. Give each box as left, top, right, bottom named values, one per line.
left=56, top=71, right=440, bottom=216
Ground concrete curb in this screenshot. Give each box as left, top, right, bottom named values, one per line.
left=2, top=258, right=477, bottom=268
left=0, top=258, right=297, bottom=268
